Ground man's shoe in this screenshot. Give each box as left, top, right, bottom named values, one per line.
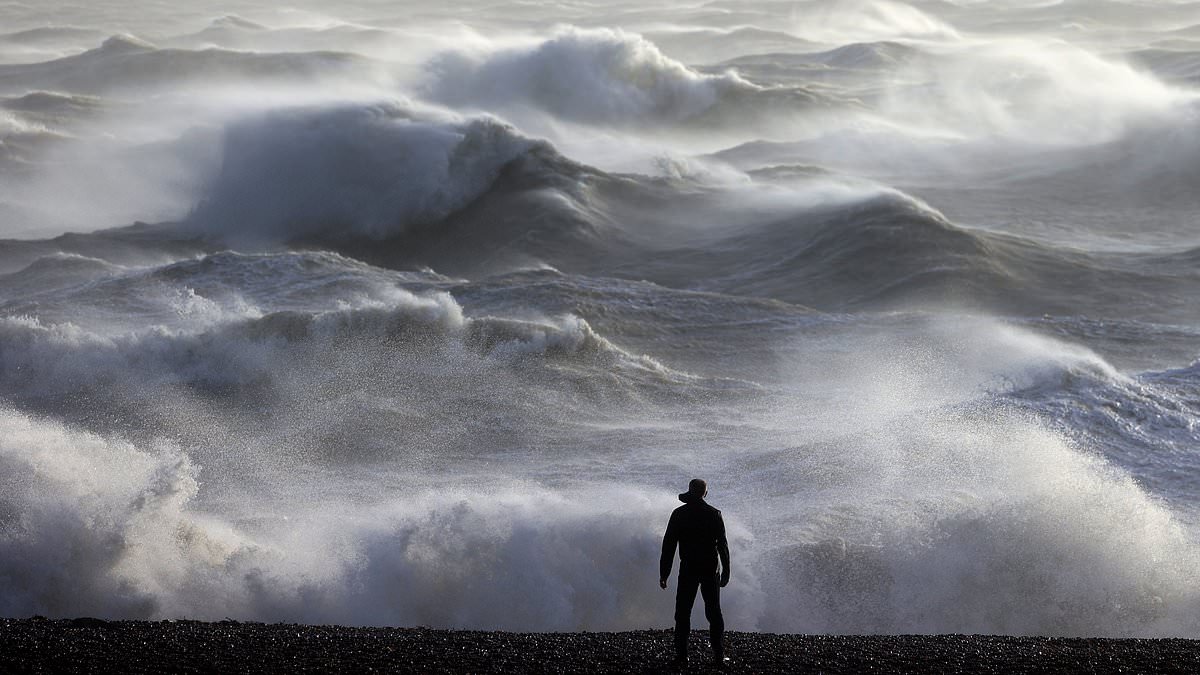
left=669, top=655, right=689, bottom=670
left=714, top=655, right=732, bottom=669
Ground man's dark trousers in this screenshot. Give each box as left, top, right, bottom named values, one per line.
left=674, top=569, right=723, bottom=660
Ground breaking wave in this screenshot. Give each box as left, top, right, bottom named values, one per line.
left=0, top=406, right=693, bottom=627
left=188, top=103, right=545, bottom=242
left=422, top=27, right=840, bottom=130
left=4, top=0, right=1200, bottom=641
left=424, top=28, right=756, bottom=125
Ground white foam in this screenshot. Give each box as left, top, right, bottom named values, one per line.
left=0, top=276, right=676, bottom=401
left=880, top=38, right=1191, bottom=145
left=752, top=408, right=1200, bottom=636
left=792, top=0, right=962, bottom=43
left=2, top=390, right=1197, bottom=636
left=423, top=27, right=756, bottom=126
left=0, top=407, right=215, bottom=618
left=0, top=409, right=754, bottom=628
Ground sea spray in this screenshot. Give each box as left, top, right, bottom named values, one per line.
left=1, top=0, right=1199, bottom=639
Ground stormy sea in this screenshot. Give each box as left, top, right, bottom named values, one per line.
left=2, top=0, right=1200, bottom=639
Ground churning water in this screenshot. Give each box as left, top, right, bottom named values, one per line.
left=2, top=0, right=1200, bottom=637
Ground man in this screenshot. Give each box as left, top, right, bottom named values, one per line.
left=660, top=478, right=730, bottom=667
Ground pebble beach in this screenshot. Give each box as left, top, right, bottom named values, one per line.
left=3, top=619, right=1199, bottom=674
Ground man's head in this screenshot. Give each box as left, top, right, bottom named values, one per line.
left=679, top=478, right=707, bottom=503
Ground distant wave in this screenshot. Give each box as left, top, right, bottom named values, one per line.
left=0, top=26, right=106, bottom=46
left=0, top=26, right=107, bottom=64
left=422, top=27, right=839, bottom=129
left=722, top=40, right=922, bottom=71
left=643, top=25, right=819, bottom=64
left=171, top=15, right=405, bottom=56
left=1129, top=48, right=1200, bottom=83
left=0, top=252, right=123, bottom=298
left=0, top=222, right=207, bottom=276
left=794, top=0, right=961, bottom=42
left=0, top=35, right=367, bottom=94
left=1, top=89, right=102, bottom=114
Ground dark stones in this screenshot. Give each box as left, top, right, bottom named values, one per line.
left=0, top=620, right=1198, bottom=673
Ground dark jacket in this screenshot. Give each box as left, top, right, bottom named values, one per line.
left=660, top=498, right=730, bottom=580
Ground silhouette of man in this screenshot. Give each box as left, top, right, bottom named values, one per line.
left=660, top=478, right=730, bottom=666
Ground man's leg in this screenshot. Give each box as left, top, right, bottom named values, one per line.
left=699, top=573, right=725, bottom=660
left=674, top=573, right=701, bottom=660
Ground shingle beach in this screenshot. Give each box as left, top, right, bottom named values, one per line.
left=3, top=618, right=1199, bottom=674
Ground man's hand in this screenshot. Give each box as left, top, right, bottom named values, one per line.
left=720, top=571, right=730, bottom=588
left=659, top=578, right=668, bottom=589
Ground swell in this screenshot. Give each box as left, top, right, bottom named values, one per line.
left=0, top=222, right=208, bottom=276
left=727, top=198, right=1200, bottom=318
left=1, top=90, right=102, bottom=116
left=642, top=26, right=819, bottom=64
left=0, top=26, right=106, bottom=45
left=0, top=275, right=716, bottom=450
left=6, top=102, right=1195, bottom=324
left=312, top=149, right=1200, bottom=320
left=18, top=93, right=1186, bottom=323
left=0, top=252, right=124, bottom=299
left=0, top=35, right=367, bottom=94
left=715, top=41, right=924, bottom=89
left=1129, top=47, right=1200, bottom=84
left=175, top=16, right=402, bottom=55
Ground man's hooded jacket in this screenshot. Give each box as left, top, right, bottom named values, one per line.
left=660, top=490, right=730, bottom=581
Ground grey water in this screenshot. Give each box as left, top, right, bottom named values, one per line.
left=2, top=0, right=1200, bottom=637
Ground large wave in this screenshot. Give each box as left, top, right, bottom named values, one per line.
left=424, top=28, right=755, bottom=126
left=0, top=405, right=689, bottom=627
left=421, top=27, right=840, bottom=131
left=3, top=318, right=1200, bottom=635
left=0, top=253, right=718, bottom=462
left=188, top=103, right=546, bottom=243
left=50, top=99, right=1200, bottom=323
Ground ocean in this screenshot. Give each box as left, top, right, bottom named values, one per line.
left=1, top=0, right=1199, bottom=637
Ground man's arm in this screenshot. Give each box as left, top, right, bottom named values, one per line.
left=660, top=511, right=679, bottom=588
left=716, top=512, right=730, bottom=587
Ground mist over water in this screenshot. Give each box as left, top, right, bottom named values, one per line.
left=3, top=0, right=1200, bottom=637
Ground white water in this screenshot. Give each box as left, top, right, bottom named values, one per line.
left=2, top=0, right=1200, bottom=637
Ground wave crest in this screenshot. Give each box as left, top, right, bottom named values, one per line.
left=188, top=103, right=544, bottom=243
left=424, top=27, right=758, bottom=126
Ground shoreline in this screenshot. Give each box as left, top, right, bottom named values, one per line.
left=3, top=618, right=1199, bottom=673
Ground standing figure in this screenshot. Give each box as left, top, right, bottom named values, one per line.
left=660, top=478, right=730, bottom=667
